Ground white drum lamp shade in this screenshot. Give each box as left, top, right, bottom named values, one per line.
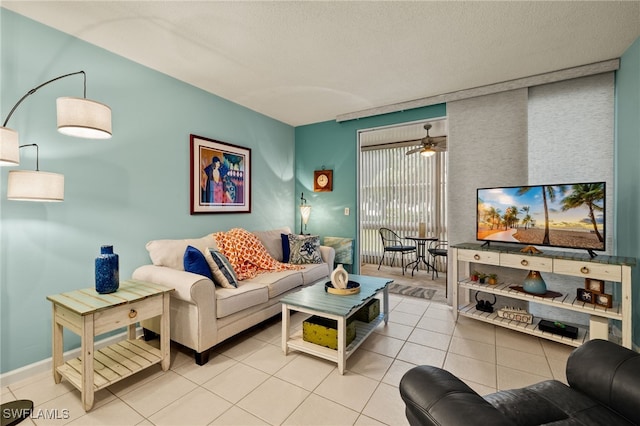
left=0, top=127, right=20, bottom=165
left=57, top=97, right=112, bottom=139
left=7, top=170, right=64, bottom=202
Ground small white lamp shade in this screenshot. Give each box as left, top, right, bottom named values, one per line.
left=0, top=127, right=20, bottom=166
left=300, top=205, right=312, bottom=224
left=7, top=170, right=64, bottom=202
left=56, top=97, right=112, bottom=139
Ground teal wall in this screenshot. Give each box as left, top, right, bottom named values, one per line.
left=295, top=105, right=446, bottom=273
left=0, top=9, right=296, bottom=373
left=615, top=37, right=640, bottom=344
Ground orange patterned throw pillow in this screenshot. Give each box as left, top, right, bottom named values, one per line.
left=213, top=228, right=302, bottom=280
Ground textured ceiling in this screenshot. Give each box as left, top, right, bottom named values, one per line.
left=3, top=1, right=639, bottom=126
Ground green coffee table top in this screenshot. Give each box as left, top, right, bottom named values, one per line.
left=280, top=274, right=391, bottom=316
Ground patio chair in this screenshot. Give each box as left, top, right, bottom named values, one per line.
left=377, top=228, right=416, bottom=275
left=428, top=240, right=448, bottom=280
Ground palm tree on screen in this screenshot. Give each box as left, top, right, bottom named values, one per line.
left=517, top=185, right=566, bottom=245
left=520, top=205, right=532, bottom=229
left=561, top=183, right=605, bottom=242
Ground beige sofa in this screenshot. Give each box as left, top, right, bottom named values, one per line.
left=132, top=227, right=335, bottom=365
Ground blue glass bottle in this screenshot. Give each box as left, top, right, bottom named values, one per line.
left=95, top=245, right=119, bottom=294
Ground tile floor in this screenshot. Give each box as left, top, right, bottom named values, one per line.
left=1, top=291, right=575, bottom=426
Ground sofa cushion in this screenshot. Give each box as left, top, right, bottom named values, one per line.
left=204, top=249, right=238, bottom=288
left=215, top=282, right=269, bottom=318
left=300, top=262, right=330, bottom=285
left=243, top=270, right=304, bottom=298
left=252, top=227, right=291, bottom=262
left=146, top=234, right=217, bottom=270
left=287, top=234, right=323, bottom=264
left=183, top=246, right=213, bottom=280
left=486, top=379, right=632, bottom=426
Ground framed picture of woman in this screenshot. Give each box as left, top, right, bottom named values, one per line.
left=190, top=134, right=251, bottom=214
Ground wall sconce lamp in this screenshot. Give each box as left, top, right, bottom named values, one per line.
left=299, top=192, right=311, bottom=235
left=7, top=144, right=64, bottom=202
left=0, top=70, right=112, bottom=166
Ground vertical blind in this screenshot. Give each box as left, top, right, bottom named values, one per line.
left=360, top=145, right=447, bottom=267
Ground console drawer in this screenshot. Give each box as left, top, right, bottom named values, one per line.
left=500, top=253, right=553, bottom=272
left=457, top=249, right=499, bottom=265
left=553, top=259, right=621, bottom=281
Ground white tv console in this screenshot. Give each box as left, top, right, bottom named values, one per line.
left=452, top=243, right=635, bottom=348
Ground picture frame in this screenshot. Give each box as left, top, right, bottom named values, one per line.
left=576, top=288, right=594, bottom=304
left=585, top=278, right=604, bottom=294
left=190, top=134, right=251, bottom=214
left=594, top=293, right=613, bottom=308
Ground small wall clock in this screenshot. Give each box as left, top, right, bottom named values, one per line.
left=314, top=169, right=333, bottom=192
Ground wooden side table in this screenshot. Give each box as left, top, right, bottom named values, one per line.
left=47, top=280, right=173, bottom=411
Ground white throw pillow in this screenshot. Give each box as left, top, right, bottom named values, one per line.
left=146, top=234, right=218, bottom=270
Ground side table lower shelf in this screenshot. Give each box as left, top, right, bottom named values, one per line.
left=57, top=339, right=163, bottom=391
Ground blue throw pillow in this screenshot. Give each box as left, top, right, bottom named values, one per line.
left=281, top=233, right=291, bottom=262
left=183, top=245, right=213, bottom=280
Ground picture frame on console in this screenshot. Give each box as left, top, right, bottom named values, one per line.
left=190, top=134, right=251, bottom=214
left=577, top=288, right=594, bottom=304
left=585, top=278, right=604, bottom=294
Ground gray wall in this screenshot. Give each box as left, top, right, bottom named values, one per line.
left=447, top=74, right=615, bottom=328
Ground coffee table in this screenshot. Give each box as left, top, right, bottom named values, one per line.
left=281, top=274, right=392, bottom=374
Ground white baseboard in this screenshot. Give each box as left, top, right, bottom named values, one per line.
left=0, top=328, right=143, bottom=388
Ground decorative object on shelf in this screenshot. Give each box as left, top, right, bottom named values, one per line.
left=7, top=144, right=64, bottom=202
left=330, top=264, right=349, bottom=289
left=595, top=293, right=613, bottom=308
left=576, top=288, right=594, bottom=304
left=475, top=292, right=496, bottom=313
left=522, top=270, right=547, bottom=294
left=95, top=245, right=119, bottom=294
left=302, top=315, right=356, bottom=350
left=478, top=273, right=487, bottom=284
left=325, top=280, right=360, bottom=295
left=1, top=71, right=112, bottom=202
left=418, top=222, right=426, bottom=238
left=313, top=169, right=333, bottom=192
left=190, top=134, right=251, bottom=214
left=299, top=192, right=311, bottom=234
left=487, top=273, right=498, bottom=285
left=509, top=285, right=562, bottom=298
left=538, top=319, right=578, bottom=339
left=585, top=278, right=604, bottom=294
left=520, top=245, right=543, bottom=254
left=497, top=306, right=533, bottom=324
left=470, top=271, right=480, bottom=282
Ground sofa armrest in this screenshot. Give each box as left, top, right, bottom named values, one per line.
left=319, top=245, right=335, bottom=267
left=566, top=339, right=640, bottom=424
left=132, top=264, right=215, bottom=306
left=399, top=366, right=514, bottom=426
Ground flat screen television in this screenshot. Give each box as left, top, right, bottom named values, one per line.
left=476, top=182, right=605, bottom=255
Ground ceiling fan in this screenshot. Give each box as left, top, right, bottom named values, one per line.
left=405, top=124, right=447, bottom=157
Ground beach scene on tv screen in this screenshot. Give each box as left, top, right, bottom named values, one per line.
left=477, top=183, right=605, bottom=250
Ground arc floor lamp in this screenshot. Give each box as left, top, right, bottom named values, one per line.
left=0, top=70, right=112, bottom=201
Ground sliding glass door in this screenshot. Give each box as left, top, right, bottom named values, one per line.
left=359, top=129, right=447, bottom=268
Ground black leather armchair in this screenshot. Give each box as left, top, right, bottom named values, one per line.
left=399, top=339, right=640, bottom=425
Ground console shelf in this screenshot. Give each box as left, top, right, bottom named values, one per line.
left=452, top=243, right=635, bottom=348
